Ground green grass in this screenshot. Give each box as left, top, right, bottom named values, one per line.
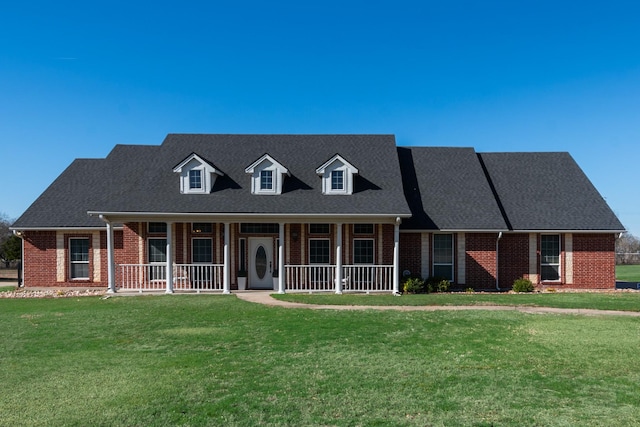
left=617, top=264, right=640, bottom=282
left=2, top=295, right=640, bottom=426
left=274, top=292, right=640, bottom=311
left=0, top=285, right=16, bottom=292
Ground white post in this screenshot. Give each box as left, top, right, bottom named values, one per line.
left=165, top=222, right=174, bottom=294
left=223, top=223, right=231, bottom=294
left=393, top=218, right=401, bottom=294
left=335, top=223, right=343, bottom=294
left=106, top=221, right=116, bottom=293
left=278, top=222, right=285, bottom=294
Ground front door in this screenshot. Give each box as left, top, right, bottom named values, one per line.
left=249, top=238, right=274, bottom=289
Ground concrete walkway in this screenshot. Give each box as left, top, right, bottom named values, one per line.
left=235, top=291, right=640, bottom=317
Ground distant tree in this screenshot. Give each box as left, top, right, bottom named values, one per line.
left=616, top=232, right=640, bottom=264
left=0, top=213, right=21, bottom=267
left=0, top=235, right=21, bottom=267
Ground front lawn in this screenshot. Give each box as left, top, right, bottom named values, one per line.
left=274, top=291, right=640, bottom=311
left=1, top=295, right=640, bottom=426
left=616, top=264, right=640, bottom=282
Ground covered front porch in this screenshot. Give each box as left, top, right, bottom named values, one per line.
left=96, top=214, right=403, bottom=294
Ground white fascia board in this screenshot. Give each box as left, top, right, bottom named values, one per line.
left=244, top=154, right=289, bottom=175
left=400, top=228, right=509, bottom=233
left=88, top=211, right=411, bottom=224
left=511, top=229, right=626, bottom=234
left=315, top=154, right=358, bottom=175
left=173, top=153, right=224, bottom=176
left=9, top=226, right=124, bottom=231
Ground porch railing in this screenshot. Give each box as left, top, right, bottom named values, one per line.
left=118, top=264, right=224, bottom=292
left=284, top=264, right=394, bottom=292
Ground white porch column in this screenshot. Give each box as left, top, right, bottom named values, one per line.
left=393, top=218, right=401, bottom=294
left=335, top=223, right=343, bottom=294
left=165, top=222, right=174, bottom=293
left=106, top=221, right=116, bottom=293
left=278, top=222, right=285, bottom=294
left=223, top=222, right=231, bottom=294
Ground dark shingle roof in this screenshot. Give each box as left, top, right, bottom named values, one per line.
left=479, top=152, right=624, bottom=231
left=13, top=134, right=411, bottom=228
left=398, top=147, right=508, bottom=230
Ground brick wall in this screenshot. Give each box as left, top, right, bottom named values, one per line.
left=465, top=233, right=498, bottom=289
left=399, top=233, right=421, bottom=277
left=572, top=233, right=616, bottom=289
left=498, top=233, right=530, bottom=290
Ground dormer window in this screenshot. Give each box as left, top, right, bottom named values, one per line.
left=245, top=154, right=289, bottom=195
left=316, top=154, right=358, bottom=195
left=173, top=153, right=224, bottom=194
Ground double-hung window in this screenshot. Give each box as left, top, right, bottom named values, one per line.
left=541, top=235, right=561, bottom=281
left=433, top=234, right=454, bottom=281
left=148, top=238, right=167, bottom=280
left=69, top=238, right=89, bottom=279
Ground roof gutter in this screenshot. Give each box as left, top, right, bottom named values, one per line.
left=496, top=231, right=503, bottom=291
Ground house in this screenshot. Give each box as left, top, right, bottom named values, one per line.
left=11, top=134, right=624, bottom=293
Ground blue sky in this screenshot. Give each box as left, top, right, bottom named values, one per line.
left=2, top=1, right=639, bottom=235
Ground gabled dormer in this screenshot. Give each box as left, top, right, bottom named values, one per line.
left=316, top=154, right=358, bottom=195
left=245, top=154, right=290, bottom=195
left=173, top=153, right=224, bottom=194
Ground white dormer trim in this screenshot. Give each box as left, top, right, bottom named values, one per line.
left=316, top=154, right=358, bottom=195
left=173, top=153, right=224, bottom=194
left=245, top=154, right=290, bottom=195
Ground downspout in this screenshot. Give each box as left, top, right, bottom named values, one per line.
left=12, top=230, right=24, bottom=287
left=496, top=232, right=503, bottom=291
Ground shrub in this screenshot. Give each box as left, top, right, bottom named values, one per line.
left=403, top=277, right=425, bottom=294
left=425, top=276, right=450, bottom=293
left=512, top=277, right=534, bottom=293
left=465, top=287, right=474, bottom=293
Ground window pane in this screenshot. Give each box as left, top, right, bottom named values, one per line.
left=541, top=265, right=560, bottom=281
left=148, top=239, right=167, bottom=263
left=71, top=263, right=89, bottom=279
left=309, top=239, right=330, bottom=264
left=353, top=239, right=374, bottom=264
left=148, top=222, right=167, bottom=234
left=331, top=170, right=344, bottom=190
left=260, top=170, right=273, bottom=190
left=192, top=239, right=213, bottom=263
left=70, top=239, right=89, bottom=262
left=433, top=234, right=453, bottom=264
left=189, top=169, right=202, bottom=189
left=353, top=224, right=374, bottom=235
left=309, top=224, right=330, bottom=234
left=240, top=223, right=280, bottom=234
left=433, top=265, right=453, bottom=281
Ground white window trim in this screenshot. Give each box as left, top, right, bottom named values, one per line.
left=69, top=237, right=90, bottom=280
left=540, top=234, right=562, bottom=282
left=173, top=153, right=224, bottom=195
left=316, top=154, right=358, bottom=195
left=245, top=154, right=290, bottom=195
left=352, top=238, right=375, bottom=265
left=308, top=238, right=331, bottom=264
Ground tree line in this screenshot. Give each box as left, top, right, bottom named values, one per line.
left=616, top=232, right=640, bottom=265
left=0, top=213, right=21, bottom=268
